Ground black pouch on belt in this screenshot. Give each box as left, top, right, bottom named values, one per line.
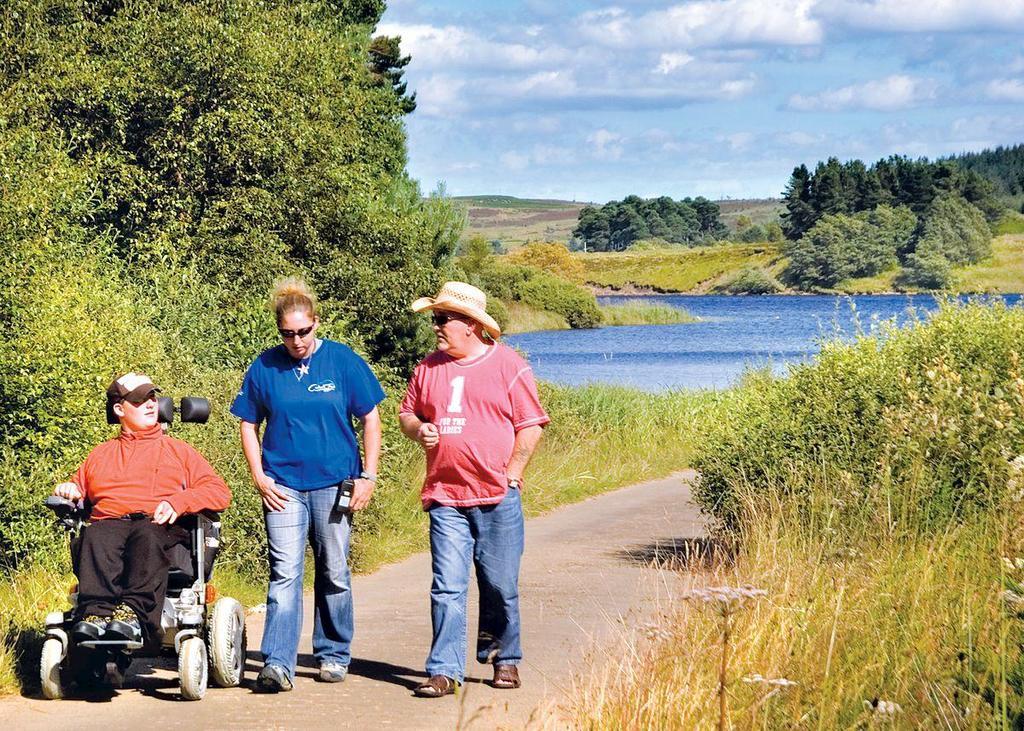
left=334, top=479, right=355, bottom=513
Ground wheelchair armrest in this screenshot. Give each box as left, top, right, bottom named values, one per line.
left=44, top=495, right=90, bottom=521
left=175, top=510, right=222, bottom=530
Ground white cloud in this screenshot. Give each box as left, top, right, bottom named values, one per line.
left=788, top=74, right=938, bottom=111
left=414, top=74, right=467, bottom=117
left=499, top=70, right=580, bottom=98
left=500, top=151, right=530, bottom=171
left=817, top=0, right=1024, bottom=33
left=721, top=132, right=755, bottom=151
left=719, top=78, right=757, bottom=98
left=579, top=0, right=824, bottom=49
left=778, top=131, right=827, bottom=146
left=986, top=78, right=1024, bottom=102
left=376, top=23, right=567, bottom=71
left=587, top=129, right=625, bottom=160
left=655, top=52, right=694, bottom=74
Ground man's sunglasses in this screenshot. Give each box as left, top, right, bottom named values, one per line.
left=278, top=324, right=315, bottom=339
left=123, top=393, right=157, bottom=406
left=431, top=312, right=466, bottom=327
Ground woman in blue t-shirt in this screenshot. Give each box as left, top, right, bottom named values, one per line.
left=231, top=277, right=385, bottom=693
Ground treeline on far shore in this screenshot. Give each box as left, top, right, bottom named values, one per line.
left=557, top=144, right=1024, bottom=295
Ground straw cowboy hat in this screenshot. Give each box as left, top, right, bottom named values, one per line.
left=411, top=281, right=502, bottom=340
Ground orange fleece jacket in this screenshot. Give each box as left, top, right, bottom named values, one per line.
left=71, top=424, right=231, bottom=521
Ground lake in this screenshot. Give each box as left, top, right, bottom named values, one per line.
left=505, top=294, right=1023, bottom=392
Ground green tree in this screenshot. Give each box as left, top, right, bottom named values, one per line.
left=368, top=34, right=417, bottom=114
left=781, top=164, right=816, bottom=239
left=3, top=0, right=460, bottom=374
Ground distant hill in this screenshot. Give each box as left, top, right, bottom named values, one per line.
left=458, top=195, right=782, bottom=248
left=457, top=197, right=588, bottom=248
left=452, top=195, right=585, bottom=209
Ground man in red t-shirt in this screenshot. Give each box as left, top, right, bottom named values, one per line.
left=53, top=373, right=231, bottom=648
left=400, top=281, right=549, bottom=698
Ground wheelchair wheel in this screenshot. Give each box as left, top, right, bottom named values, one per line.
left=39, top=638, right=64, bottom=700
left=208, top=597, right=246, bottom=687
left=178, top=636, right=208, bottom=701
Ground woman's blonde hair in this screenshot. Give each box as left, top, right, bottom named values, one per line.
left=271, top=276, right=318, bottom=323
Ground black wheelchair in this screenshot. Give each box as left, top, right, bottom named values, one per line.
left=39, top=397, right=246, bottom=701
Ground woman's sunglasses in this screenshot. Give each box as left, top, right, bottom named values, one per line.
left=431, top=312, right=466, bottom=327
left=278, top=324, right=315, bottom=339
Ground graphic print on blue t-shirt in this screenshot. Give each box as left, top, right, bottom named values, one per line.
left=230, top=340, right=385, bottom=490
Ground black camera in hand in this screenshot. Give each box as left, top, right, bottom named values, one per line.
left=334, top=479, right=356, bottom=513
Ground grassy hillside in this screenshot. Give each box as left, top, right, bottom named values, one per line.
left=717, top=198, right=785, bottom=230
left=580, top=242, right=786, bottom=293
left=457, top=196, right=586, bottom=249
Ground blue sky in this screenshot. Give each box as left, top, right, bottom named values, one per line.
left=377, top=0, right=1024, bottom=203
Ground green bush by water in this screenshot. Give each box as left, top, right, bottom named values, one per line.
left=694, top=300, right=1024, bottom=533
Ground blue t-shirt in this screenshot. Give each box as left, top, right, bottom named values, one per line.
left=230, top=340, right=386, bottom=490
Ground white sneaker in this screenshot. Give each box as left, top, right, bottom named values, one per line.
left=318, top=662, right=348, bottom=683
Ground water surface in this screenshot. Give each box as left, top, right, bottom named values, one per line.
left=505, top=294, right=1022, bottom=391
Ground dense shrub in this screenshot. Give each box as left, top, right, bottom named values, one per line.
left=517, top=272, right=602, bottom=329
left=506, top=242, right=585, bottom=283
left=458, top=250, right=601, bottom=331
left=717, top=267, right=784, bottom=294
left=694, top=301, right=1024, bottom=533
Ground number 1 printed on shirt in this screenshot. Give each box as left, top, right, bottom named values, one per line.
left=447, top=376, right=465, bottom=413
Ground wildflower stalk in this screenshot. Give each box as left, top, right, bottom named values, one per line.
left=719, top=611, right=730, bottom=731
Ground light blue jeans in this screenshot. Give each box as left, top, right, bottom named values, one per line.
left=262, top=484, right=353, bottom=679
left=426, top=487, right=525, bottom=682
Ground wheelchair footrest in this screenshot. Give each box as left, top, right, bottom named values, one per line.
left=78, top=639, right=144, bottom=650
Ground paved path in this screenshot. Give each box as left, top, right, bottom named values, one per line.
left=3, top=471, right=704, bottom=730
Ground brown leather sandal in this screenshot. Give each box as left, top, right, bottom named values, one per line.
left=492, top=664, right=521, bottom=689
left=413, top=675, right=457, bottom=698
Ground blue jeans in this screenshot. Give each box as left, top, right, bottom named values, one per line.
left=262, top=484, right=353, bottom=679
left=426, top=487, right=525, bottom=682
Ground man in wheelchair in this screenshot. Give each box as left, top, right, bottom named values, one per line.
left=53, top=373, right=231, bottom=650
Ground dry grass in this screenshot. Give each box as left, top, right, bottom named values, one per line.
left=563, top=505, right=1010, bottom=729
left=581, top=243, right=786, bottom=293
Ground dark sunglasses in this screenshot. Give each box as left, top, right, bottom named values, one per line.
left=123, top=393, right=158, bottom=406
left=431, top=312, right=466, bottom=327
left=278, top=324, right=315, bottom=339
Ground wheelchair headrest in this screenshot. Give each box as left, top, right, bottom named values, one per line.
left=106, top=396, right=211, bottom=425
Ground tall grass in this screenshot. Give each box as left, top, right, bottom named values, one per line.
left=0, top=382, right=716, bottom=696
left=569, top=503, right=1015, bottom=728
left=953, top=234, right=1024, bottom=293
left=504, top=300, right=570, bottom=333
left=568, top=300, right=1024, bottom=727
left=599, top=299, right=697, bottom=326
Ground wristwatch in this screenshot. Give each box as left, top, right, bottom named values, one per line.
left=507, top=478, right=522, bottom=490
left=360, top=471, right=378, bottom=483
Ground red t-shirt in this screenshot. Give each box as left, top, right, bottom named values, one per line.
left=400, top=342, right=550, bottom=508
